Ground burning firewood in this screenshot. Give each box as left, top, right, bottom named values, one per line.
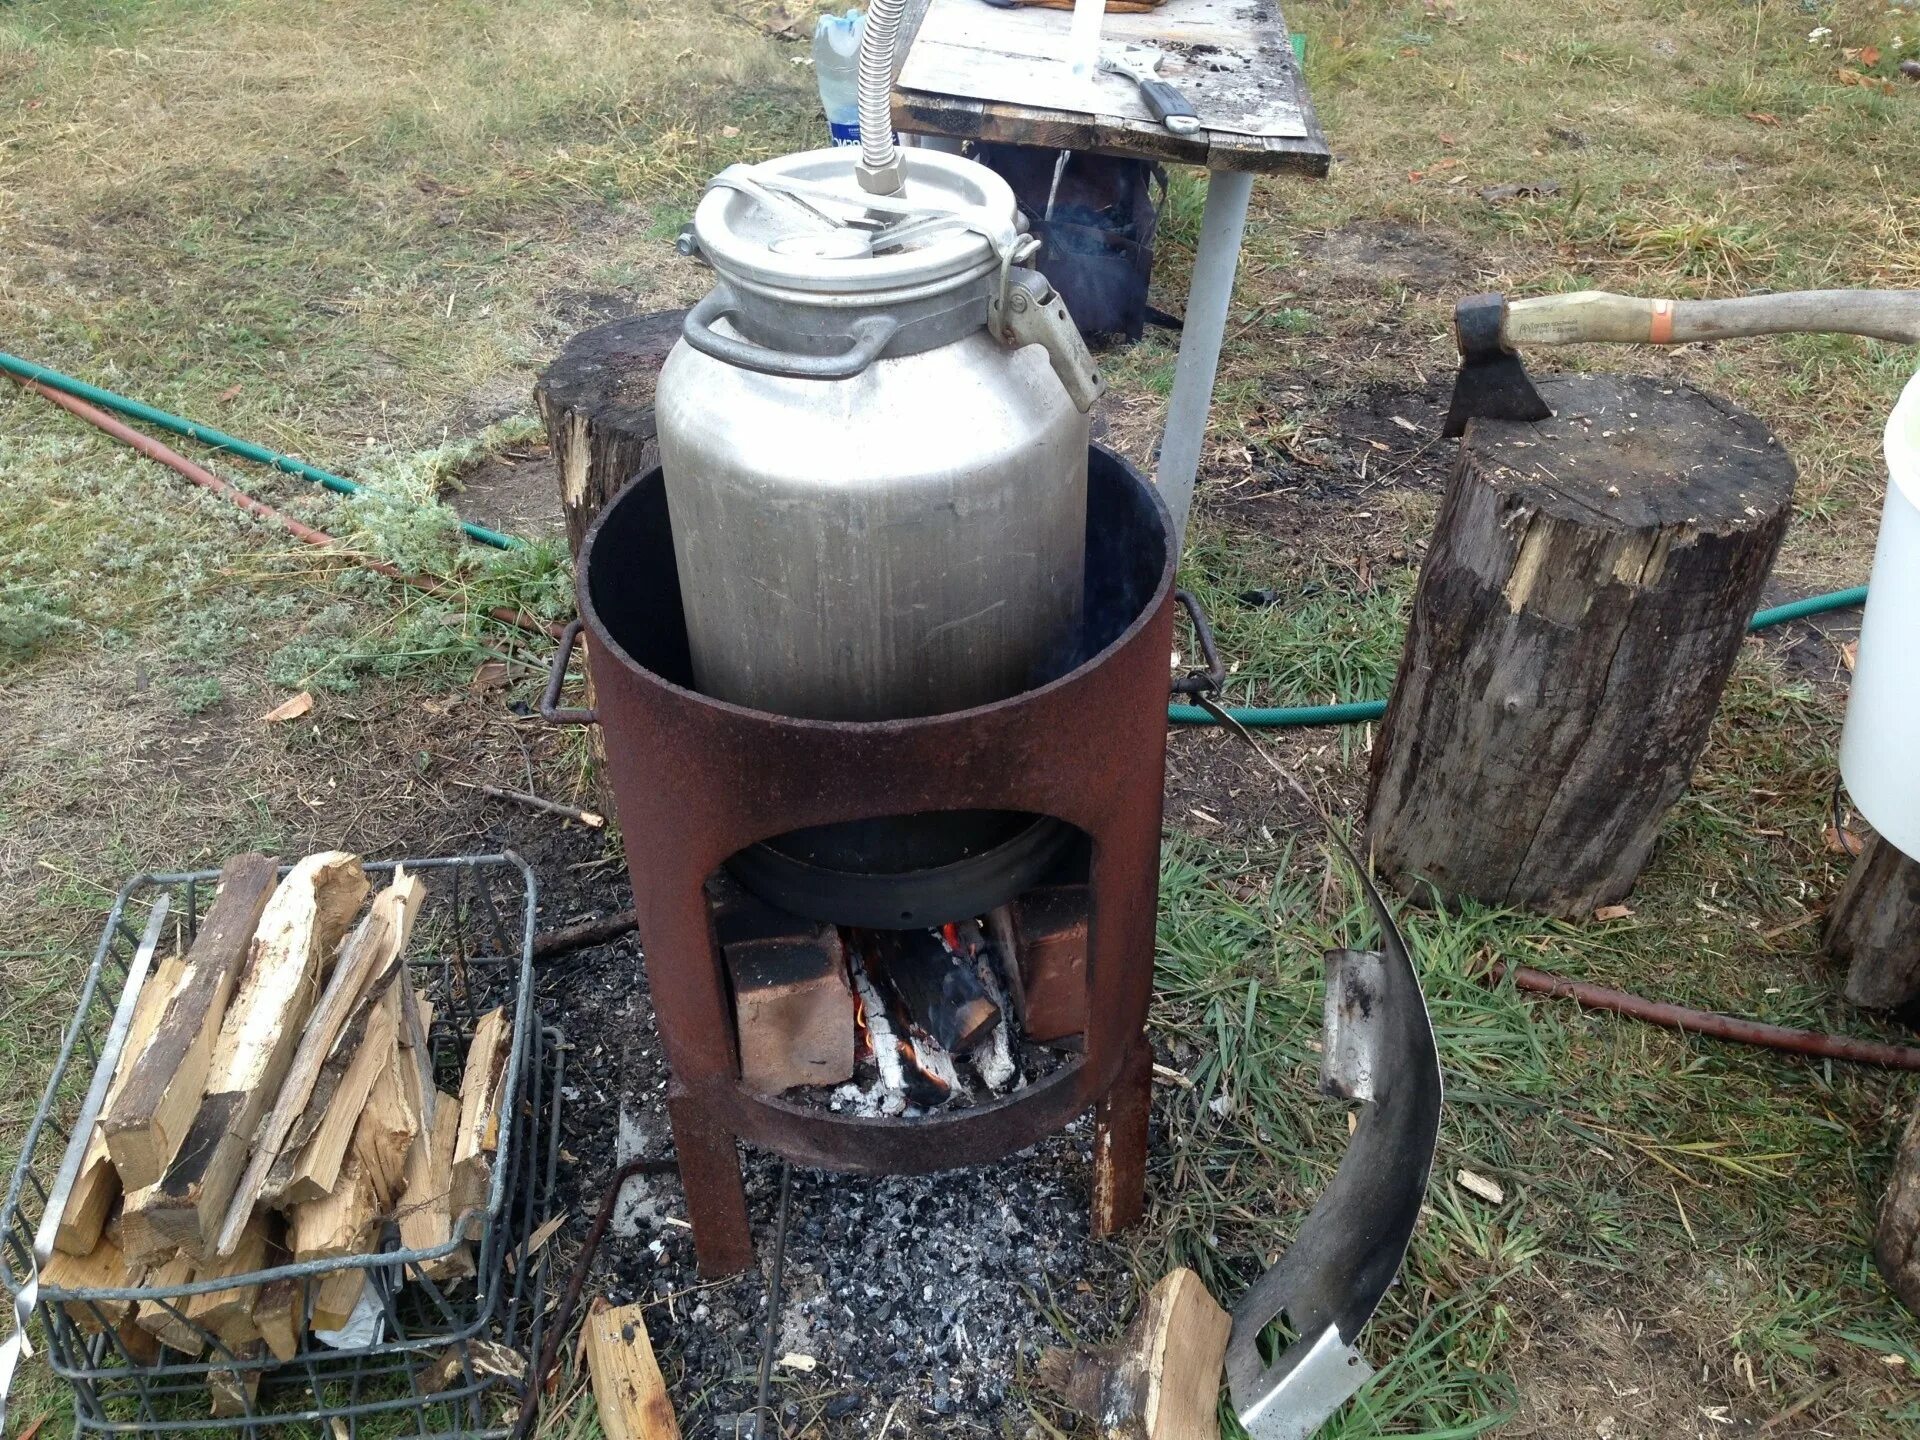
left=865, top=925, right=1000, bottom=1055
left=1038, top=1268, right=1230, bottom=1440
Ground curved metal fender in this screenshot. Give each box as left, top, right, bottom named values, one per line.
left=1226, top=864, right=1444, bottom=1439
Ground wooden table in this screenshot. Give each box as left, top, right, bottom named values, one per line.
left=893, top=0, right=1330, bottom=544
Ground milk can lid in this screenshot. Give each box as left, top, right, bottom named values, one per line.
left=692, top=147, right=1019, bottom=298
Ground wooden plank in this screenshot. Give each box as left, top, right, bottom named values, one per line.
left=254, top=1275, right=307, bottom=1362
left=40, top=1235, right=138, bottom=1333
left=135, top=1253, right=204, bottom=1356
left=56, top=946, right=189, bottom=1256
left=450, top=1008, right=511, bottom=1229
left=102, top=854, right=279, bottom=1190
left=894, top=0, right=1329, bottom=173
left=585, top=1297, right=682, bottom=1440
left=182, top=1218, right=270, bottom=1349
left=215, top=868, right=425, bottom=1255
left=274, top=984, right=400, bottom=1205
left=149, top=852, right=369, bottom=1256
left=399, top=1088, right=473, bottom=1284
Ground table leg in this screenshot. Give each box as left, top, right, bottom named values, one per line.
left=1156, top=167, right=1255, bottom=553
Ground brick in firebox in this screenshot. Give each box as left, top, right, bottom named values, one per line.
left=1009, top=884, right=1090, bottom=1044
left=727, top=928, right=856, bottom=1095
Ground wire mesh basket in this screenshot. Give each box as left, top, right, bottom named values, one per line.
left=2, top=852, right=563, bottom=1437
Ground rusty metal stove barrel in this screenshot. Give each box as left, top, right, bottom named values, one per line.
left=548, top=448, right=1175, bottom=1276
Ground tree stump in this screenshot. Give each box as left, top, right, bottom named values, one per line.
left=1828, top=834, right=1920, bottom=1008
left=1877, top=1100, right=1920, bottom=1315
left=534, top=309, right=687, bottom=556
left=533, top=310, right=687, bottom=810
left=1366, top=375, right=1794, bottom=918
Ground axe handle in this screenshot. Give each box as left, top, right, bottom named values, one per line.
left=1504, top=289, right=1920, bottom=347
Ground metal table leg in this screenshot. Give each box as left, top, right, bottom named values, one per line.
left=1156, top=166, right=1255, bottom=554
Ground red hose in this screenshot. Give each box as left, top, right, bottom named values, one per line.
left=15, top=376, right=560, bottom=639
left=1482, top=958, right=1920, bottom=1071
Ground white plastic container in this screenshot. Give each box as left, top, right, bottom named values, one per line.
left=1839, top=366, right=1920, bottom=858
left=813, top=11, right=864, bottom=146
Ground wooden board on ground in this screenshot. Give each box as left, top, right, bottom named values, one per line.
left=102, top=853, right=279, bottom=1190
left=585, top=1297, right=682, bottom=1440
left=215, top=868, right=425, bottom=1255
left=894, top=0, right=1329, bottom=174
left=150, top=852, right=368, bottom=1256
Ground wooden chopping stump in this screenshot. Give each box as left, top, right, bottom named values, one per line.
left=1366, top=374, right=1794, bottom=918
left=1878, top=1100, right=1920, bottom=1316
left=1828, top=833, right=1920, bottom=1009
left=533, top=310, right=687, bottom=809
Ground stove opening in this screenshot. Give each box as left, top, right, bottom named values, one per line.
left=712, top=833, right=1091, bottom=1115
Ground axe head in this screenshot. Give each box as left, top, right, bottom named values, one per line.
left=1442, top=292, right=1552, bottom=437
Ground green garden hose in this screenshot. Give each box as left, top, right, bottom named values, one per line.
left=0, top=351, right=522, bottom=551
left=5, top=348, right=1871, bottom=730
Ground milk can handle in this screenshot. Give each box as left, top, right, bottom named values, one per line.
left=541, top=618, right=599, bottom=726
left=683, top=285, right=900, bottom=380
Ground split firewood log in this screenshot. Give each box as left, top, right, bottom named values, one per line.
left=148, top=852, right=369, bottom=1257
left=57, top=943, right=189, bottom=1255
left=450, top=1008, right=511, bottom=1230
left=215, top=868, right=425, bottom=1254
left=102, top=854, right=279, bottom=1189
left=1038, top=1268, right=1230, bottom=1440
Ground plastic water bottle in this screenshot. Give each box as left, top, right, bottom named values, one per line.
left=814, top=10, right=865, bottom=147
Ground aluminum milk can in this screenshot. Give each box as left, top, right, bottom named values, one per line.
left=656, top=147, right=1103, bottom=723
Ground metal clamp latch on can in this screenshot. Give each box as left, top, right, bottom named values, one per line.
left=989, top=267, right=1105, bottom=414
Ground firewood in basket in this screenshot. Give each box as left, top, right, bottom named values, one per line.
left=1038, top=1268, right=1230, bottom=1440
left=40, top=1234, right=138, bottom=1334
left=450, top=1007, right=511, bottom=1232
left=58, top=942, right=190, bottom=1256
left=290, top=1149, right=382, bottom=1262
left=585, top=1297, right=682, bottom=1440
left=272, top=982, right=401, bottom=1205
left=119, top=1181, right=173, bottom=1265
left=867, top=926, right=1000, bottom=1055
left=208, top=1342, right=265, bottom=1418
left=215, top=868, right=425, bottom=1255
left=352, top=1011, right=425, bottom=1207
left=148, top=852, right=370, bottom=1257
left=254, top=1275, right=307, bottom=1362
left=102, top=853, right=279, bottom=1190
left=400, top=1087, right=474, bottom=1284
left=310, top=1266, right=367, bottom=1332
left=182, top=1217, right=270, bottom=1350
left=136, top=1254, right=204, bottom=1356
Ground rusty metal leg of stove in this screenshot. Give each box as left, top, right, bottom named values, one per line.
left=1089, top=1035, right=1153, bottom=1238
left=666, top=1087, right=756, bottom=1277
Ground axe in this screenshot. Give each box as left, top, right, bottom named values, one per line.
left=1444, top=288, right=1920, bottom=436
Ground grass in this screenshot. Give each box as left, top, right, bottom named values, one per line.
left=2, top=0, right=1918, bottom=1434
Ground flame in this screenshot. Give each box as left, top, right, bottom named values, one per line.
left=852, top=988, right=872, bottom=1062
